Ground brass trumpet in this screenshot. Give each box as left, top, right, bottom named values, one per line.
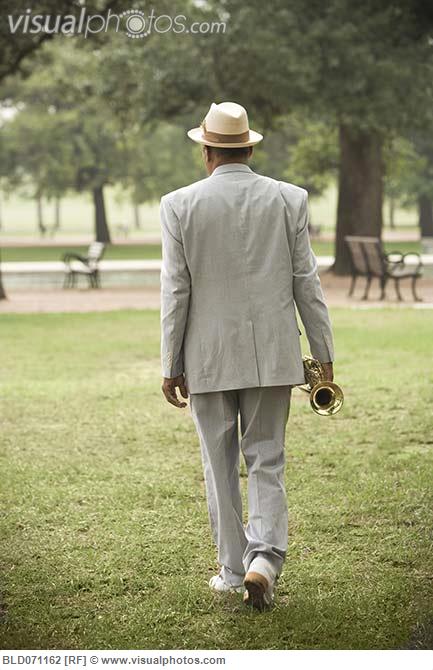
left=298, top=356, right=344, bottom=416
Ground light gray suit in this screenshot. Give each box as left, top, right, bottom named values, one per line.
left=160, top=163, right=334, bottom=582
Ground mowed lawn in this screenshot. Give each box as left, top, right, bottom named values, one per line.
left=0, top=309, right=432, bottom=650
left=0, top=240, right=421, bottom=262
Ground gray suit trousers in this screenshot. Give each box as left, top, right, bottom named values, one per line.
left=190, top=385, right=291, bottom=585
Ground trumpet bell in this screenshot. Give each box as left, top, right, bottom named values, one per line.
left=310, top=381, right=344, bottom=416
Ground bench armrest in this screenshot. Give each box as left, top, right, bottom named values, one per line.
left=63, top=252, right=89, bottom=267
left=402, top=252, right=423, bottom=271
left=384, top=250, right=404, bottom=267
left=385, top=250, right=423, bottom=278
left=385, top=250, right=423, bottom=269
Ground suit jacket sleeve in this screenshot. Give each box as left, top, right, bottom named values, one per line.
left=160, top=195, right=191, bottom=378
left=292, top=191, right=335, bottom=362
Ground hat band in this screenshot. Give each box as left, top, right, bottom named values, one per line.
left=202, top=127, right=250, bottom=144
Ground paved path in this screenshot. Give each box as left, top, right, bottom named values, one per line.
left=1, top=259, right=163, bottom=273
left=0, top=287, right=161, bottom=313
left=1, top=275, right=432, bottom=313
left=2, top=255, right=432, bottom=274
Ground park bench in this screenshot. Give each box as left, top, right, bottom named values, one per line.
left=345, top=235, right=423, bottom=301
left=63, top=242, right=105, bottom=289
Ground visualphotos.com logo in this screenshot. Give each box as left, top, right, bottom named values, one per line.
left=7, top=7, right=227, bottom=40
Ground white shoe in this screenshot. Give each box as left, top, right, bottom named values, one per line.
left=209, top=573, right=245, bottom=594
left=244, top=558, right=277, bottom=611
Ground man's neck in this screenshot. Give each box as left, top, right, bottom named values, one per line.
left=209, top=160, right=249, bottom=175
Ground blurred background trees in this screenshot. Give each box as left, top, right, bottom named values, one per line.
left=202, top=0, right=433, bottom=271
left=1, top=0, right=433, bottom=299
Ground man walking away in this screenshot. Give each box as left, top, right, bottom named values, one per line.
left=160, top=102, right=334, bottom=611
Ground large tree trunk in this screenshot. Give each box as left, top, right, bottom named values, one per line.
left=333, top=124, right=384, bottom=274
left=92, top=185, right=111, bottom=243
left=0, top=248, right=7, bottom=301
left=36, top=194, right=46, bottom=237
left=418, top=194, right=433, bottom=237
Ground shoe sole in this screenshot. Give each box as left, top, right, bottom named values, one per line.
left=243, top=571, right=269, bottom=612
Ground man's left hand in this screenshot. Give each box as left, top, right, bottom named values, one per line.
left=321, top=362, right=334, bottom=382
left=162, top=374, right=189, bottom=408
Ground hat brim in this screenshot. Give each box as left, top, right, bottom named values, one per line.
left=187, top=127, right=263, bottom=148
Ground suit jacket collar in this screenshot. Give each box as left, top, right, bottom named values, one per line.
left=210, top=163, right=254, bottom=177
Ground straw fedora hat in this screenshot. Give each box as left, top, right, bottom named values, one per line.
left=187, top=101, right=263, bottom=148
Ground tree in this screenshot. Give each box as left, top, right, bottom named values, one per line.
left=0, top=0, right=129, bottom=82
left=384, top=134, right=433, bottom=239
left=201, top=0, right=433, bottom=272
left=0, top=0, right=132, bottom=298
left=98, top=0, right=433, bottom=272
left=0, top=116, right=24, bottom=301
left=94, top=8, right=216, bottom=129
left=1, top=107, right=76, bottom=235
left=3, top=41, right=134, bottom=243
left=98, top=1, right=433, bottom=272
left=122, top=121, right=203, bottom=206
left=382, top=137, right=412, bottom=229
left=0, top=248, right=5, bottom=300
left=410, top=136, right=433, bottom=240
left=281, top=118, right=338, bottom=197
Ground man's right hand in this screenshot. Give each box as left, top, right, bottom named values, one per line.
left=322, top=362, right=334, bottom=382
left=161, top=374, right=189, bottom=408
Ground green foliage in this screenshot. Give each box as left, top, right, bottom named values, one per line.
left=2, top=0, right=433, bottom=233
left=209, top=0, right=433, bottom=134
left=122, top=122, right=204, bottom=204
left=384, top=137, right=422, bottom=207
left=1, top=34, right=207, bottom=206
left=2, top=39, right=136, bottom=194
left=250, top=114, right=338, bottom=196
left=284, top=119, right=338, bottom=196
left=0, top=1, right=82, bottom=82
left=0, top=107, right=76, bottom=199
left=95, top=2, right=216, bottom=126
left=251, top=122, right=295, bottom=180
left=384, top=134, right=433, bottom=207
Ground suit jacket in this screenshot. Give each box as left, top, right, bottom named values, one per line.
left=160, top=163, right=334, bottom=394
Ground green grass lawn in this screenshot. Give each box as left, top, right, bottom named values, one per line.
left=1, top=308, right=433, bottom=650
left=0, top=244, right=162, bottom=263
left=1, top=240, right=421, bottom=262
